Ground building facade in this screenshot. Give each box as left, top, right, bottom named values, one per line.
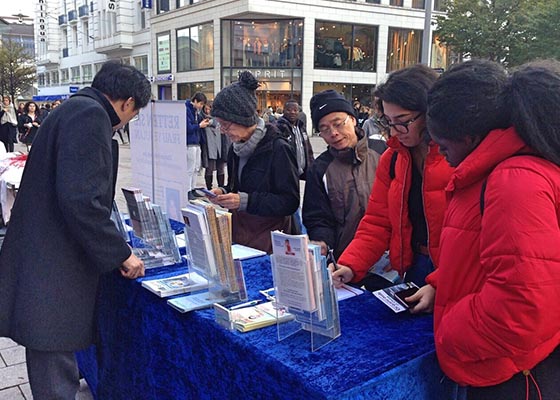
left=33, top=0, right=450, bottom=116
left=34, top=0, right=152, bottom=102
left=150, top=0, right=450, bottom=115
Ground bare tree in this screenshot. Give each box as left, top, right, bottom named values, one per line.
left=0, top=38, right=35, bottom=104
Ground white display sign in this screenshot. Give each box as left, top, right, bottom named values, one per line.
left=107, top=0, right=117, bottom=12
left=129, top=101, right=188, bottom=222
left=37, top=0, right=47, bottom=42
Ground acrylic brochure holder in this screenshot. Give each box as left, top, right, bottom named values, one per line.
left=270, top=231, right=341, bottom=352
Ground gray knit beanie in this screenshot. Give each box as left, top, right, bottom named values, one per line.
left=212, top=71, right=260, bottom=126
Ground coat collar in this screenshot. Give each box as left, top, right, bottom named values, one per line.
left=449, top=126, right=532, bottom=190
left=328, top=129, right=369, bottom=164
left=72, top=87, right=121, bottom=128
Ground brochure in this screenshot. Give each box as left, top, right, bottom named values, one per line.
left=372, top=282, right=419, bottom=313
left=141, top=272, right=209, bottom=298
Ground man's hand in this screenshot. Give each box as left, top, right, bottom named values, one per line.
left=331, top=265, right=355, bottom=289
left=120, top=253, right=145, bottom=280
left=211, top=193, right=240, bottom=210
left=408, top=284, right=435, bottom=314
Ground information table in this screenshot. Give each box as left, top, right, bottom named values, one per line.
left=76, top=256, right=446, bottom=399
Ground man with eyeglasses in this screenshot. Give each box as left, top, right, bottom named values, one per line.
left=0, top=61, right=150, bottom=399
left=302, top=90, right=382, bottom=259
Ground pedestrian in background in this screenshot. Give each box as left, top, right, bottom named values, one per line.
left=201, top=101, right=229, bottom=189
left=0, top=96, right=18, bottom=152
left=186, top=92, right=209, bottom=200
left=0, top=61, right=150, bottom=400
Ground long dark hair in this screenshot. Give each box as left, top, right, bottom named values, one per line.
left=503, top=61, right=560, bottom=166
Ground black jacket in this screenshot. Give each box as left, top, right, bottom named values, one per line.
left=224, top=123, right=300, bottom=252
left=0, top=87, right=132, bottom=351
left=275, top=116, right=314, bottom=180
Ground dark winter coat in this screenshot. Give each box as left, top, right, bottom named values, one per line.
left=186, top=100, right=203, bottom=146
left=0, top=87, right=132, bottom=351
left=275, top=116, right=314, bottom=180
left=224, top=123, right=300, bottom=253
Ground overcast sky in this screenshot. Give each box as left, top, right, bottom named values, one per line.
left=1, top=0, right=35, bottom=19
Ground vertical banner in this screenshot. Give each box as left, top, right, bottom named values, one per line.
left=37, top=0, right=47, bottom=43
left=142, top=0, right=152, bottom=9
left=107, top=0, right=117, bottom=12
left=129, top=101, right=188, bottom=222
left=157, top=32, right=171, bottom=73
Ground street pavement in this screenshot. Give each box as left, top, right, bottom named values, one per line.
left=0, top=134, right=327, bottom=399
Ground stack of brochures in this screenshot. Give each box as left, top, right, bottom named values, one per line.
left=141, top=272, right=209, bottom=298
left=214, top=301, right=294, bottom=333
left=119, top=187, right=182, bottom=269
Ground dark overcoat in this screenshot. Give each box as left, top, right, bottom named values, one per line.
left=0, top=87, right=132, bottom=351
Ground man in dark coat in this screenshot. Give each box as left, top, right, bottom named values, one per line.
left=0, top=61, right=151, bottom=399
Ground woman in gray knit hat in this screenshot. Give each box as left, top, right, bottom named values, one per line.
left=206, top=71, right=300, bottom=253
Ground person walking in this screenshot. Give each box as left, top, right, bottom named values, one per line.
left=186, top=92, right=209, bottom=200
left=200, top=102, right=229, bottom=189
left=0, top=96, right=18, bottom=152
left=0, top=61, right=150, bottom=400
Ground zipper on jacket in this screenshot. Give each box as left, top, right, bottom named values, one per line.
left=399, top=150, right=408, bottom=279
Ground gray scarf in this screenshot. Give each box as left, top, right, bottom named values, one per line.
left=233, top=118, right=266, bottom=158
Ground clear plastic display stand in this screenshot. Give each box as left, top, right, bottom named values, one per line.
left=271, top=254, right=341, bottom=352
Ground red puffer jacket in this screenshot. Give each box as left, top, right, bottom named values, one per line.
left=339, top=136, right=453, bottom=281
left=426, top=127, right=560, bottom=386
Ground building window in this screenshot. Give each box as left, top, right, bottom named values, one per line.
left=222, top=19, right=304, bottom=68
left=61, top=69, right=69, bottom=84
left=411, top=0, right=425, bottom=9
left=390, top=0, right=403, bottom=6
left=71, top=66, right=81, bottom=83
left=157, top=32, right=171, bottom=73
left=83, top=21, right=90, bottom=44
left=177, top=81, right=214, bottom=101
left=387, top=28, right=422, bottom=72
left=52, top=71, right=60, bottom=85
left=38, top=74, right=45, bottom=87
left=134, top=55, right=149, bottom=75
left=313, top=82, right=376, bottom=110
left=94, top=63, right=104, bottom=75
left=177, top=22, right=214, bottom=72
left=434, top=0, right=444, bottom=11
left=138, top=2, right=147, bottom=30
left=45, top=73, right=51, bottom=86
left=315, top=21, right=377, bottom=72
left=157, top=0, right=169, bottom=14
left=82, top=64, right=93, bottom=82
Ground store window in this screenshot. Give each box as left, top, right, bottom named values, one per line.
left=177, top=22, right=214, bottom=72
left=222, top=19, right=304, bottom=68
left=431, top=35, right=452, bottom=71
left=387, top=28, right=422, bottom=72
left=434, top=0, right=445, bottom=11
left=314, top=21, right=377, bottom=72
left=313, top=82, right=375, bottom=109
left=157, top=32, right=171, bottom=74
left=177, top=81, right=214, bottom=101
left=134, top=55, right=149, bottom=75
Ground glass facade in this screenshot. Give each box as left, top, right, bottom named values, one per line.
left=387, top=28, right=422, bottom=72
left=222, top=19, right=304, bottom=68
left=177, top=81, right=215, bottom=101
left=313, top=82, right=376, bottom=108
left=315, top=21, right=378, bottom=72
left=177, top=22, right=214, bottom=72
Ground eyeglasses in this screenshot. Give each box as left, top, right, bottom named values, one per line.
left=318, top=114, right=351, bottom=136
left=216, top=120, right=233, bottom=132
left=129, top=113, right=140, bottom=123
left=380, top=113, right=423, bottom=134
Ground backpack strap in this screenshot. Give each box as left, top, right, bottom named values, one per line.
left=480, top=179, right=488, bottom=216
left=389, top=151, right=398, bottom=180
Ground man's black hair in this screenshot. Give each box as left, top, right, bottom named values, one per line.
left=92, top=61, right=152, bottom=109
left=191, top=92, right=207, bottom=103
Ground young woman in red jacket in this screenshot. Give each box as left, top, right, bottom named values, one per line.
left=412, top=59, right=560, bottom=398
left=332, top=64, right=454, bottom=291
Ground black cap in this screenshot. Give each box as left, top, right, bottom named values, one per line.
left=310, top=90, right=356, bottom=130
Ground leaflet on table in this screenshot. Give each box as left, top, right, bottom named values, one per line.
left=372, top=282, right=419, bottom=313
left=369, top=252, right=401, bottom=284
left=141, top=271, right=209, bottom=298
left=231, top=244, right=266, bottom=260
left=270, top=231, right=316, bottom=312
left=214, top=301, right=293, bottom=333
left=167, top=292, right=226, bottom=313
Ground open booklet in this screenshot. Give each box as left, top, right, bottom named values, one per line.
left=372, top=282, right=419, bottom=313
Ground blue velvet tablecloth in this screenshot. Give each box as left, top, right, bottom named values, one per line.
left=76, top=256, right=446, bottom=399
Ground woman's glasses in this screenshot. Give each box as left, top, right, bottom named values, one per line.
left=380, top=113, right=423, bottom=134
